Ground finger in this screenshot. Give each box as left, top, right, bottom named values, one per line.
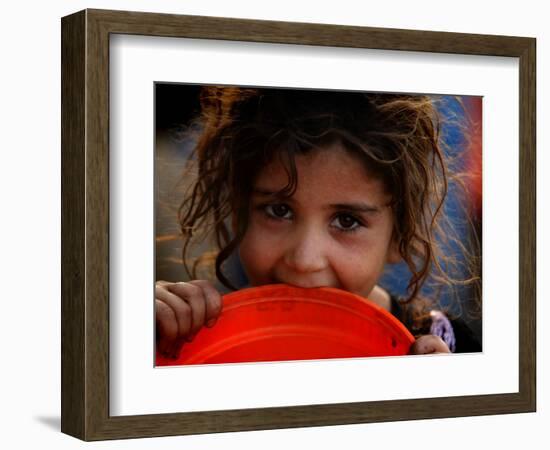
left=166, top=282, right=207, bottom=339
left=188, top=280, right=223, bottom=327
left=155, top=285, right=193, bottom=343
left=409, top=335, right=451, bottom=355
left=155, top=299, right=178, bottom=357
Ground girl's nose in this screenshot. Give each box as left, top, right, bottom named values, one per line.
left=283, top=226, right=328, bottom=274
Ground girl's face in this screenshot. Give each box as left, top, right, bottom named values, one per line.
left=238, top=142, right=400, bottom=299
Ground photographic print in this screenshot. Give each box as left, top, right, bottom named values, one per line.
left=154, top=84, right=483, bottom=366
left=61, top=9, right=534, bottom=440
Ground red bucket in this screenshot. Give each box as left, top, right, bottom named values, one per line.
left=156, top=284, right=414, bottom=366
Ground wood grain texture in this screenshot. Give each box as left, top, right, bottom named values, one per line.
left=518, top=38, right=536, bottom=410
left=61, top=10, right=86, bottom=439
left=86, top=8, right=530, bottom=56
left=60, top=8, right=537, bottom=441
left=85, top=11, right=111, bottom=440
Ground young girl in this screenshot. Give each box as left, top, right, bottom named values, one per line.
left=155, top=86, right=481, bottom=359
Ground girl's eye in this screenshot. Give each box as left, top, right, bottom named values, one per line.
left=331, top=213, right=363, bottom=232
left=264, top=203, right=293, bottom=220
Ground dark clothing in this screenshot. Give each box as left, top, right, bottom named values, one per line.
left=390, top=295, right=481, bottom=353
left=448, top=318, right=482, bottom=353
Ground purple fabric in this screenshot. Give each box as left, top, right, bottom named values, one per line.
left=429, top=311, right=456, bottom=353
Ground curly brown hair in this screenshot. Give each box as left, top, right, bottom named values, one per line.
left=176, top=86, right=480, bottom=317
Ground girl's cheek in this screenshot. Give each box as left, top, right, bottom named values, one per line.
left=240, top=222, right=283, bottom=259
left=249, top=216, right=292, bottom=243
left=253, top=213, right=289, bottom=232
left=330, top=232, right=373, bottom=256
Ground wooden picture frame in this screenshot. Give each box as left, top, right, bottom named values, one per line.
left=61, top=8, right=536, bottom=441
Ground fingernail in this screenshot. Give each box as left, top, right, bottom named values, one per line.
left=206, top=318, right=217, bottom=327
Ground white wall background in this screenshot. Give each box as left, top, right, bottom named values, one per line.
left=0, top=0, right=546, bottom=448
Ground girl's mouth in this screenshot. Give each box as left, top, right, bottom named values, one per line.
left=269, top=276, right=338, bottom=290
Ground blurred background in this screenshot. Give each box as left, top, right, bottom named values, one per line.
left=154, top=83, right=482, bottom=341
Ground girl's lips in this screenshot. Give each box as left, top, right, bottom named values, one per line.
left=270, top=276, right=338, bottom=290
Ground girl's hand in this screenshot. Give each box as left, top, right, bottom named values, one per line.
left=409, top=335, right=451, bottom=355
left=155, top=280, right=223, bottom=359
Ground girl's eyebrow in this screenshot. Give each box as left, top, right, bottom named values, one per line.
left=252, top=189, right=382, bottom=214
left=327, top=203, right=382, bottom=214
left=252, top=188, right=281, bottom=196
